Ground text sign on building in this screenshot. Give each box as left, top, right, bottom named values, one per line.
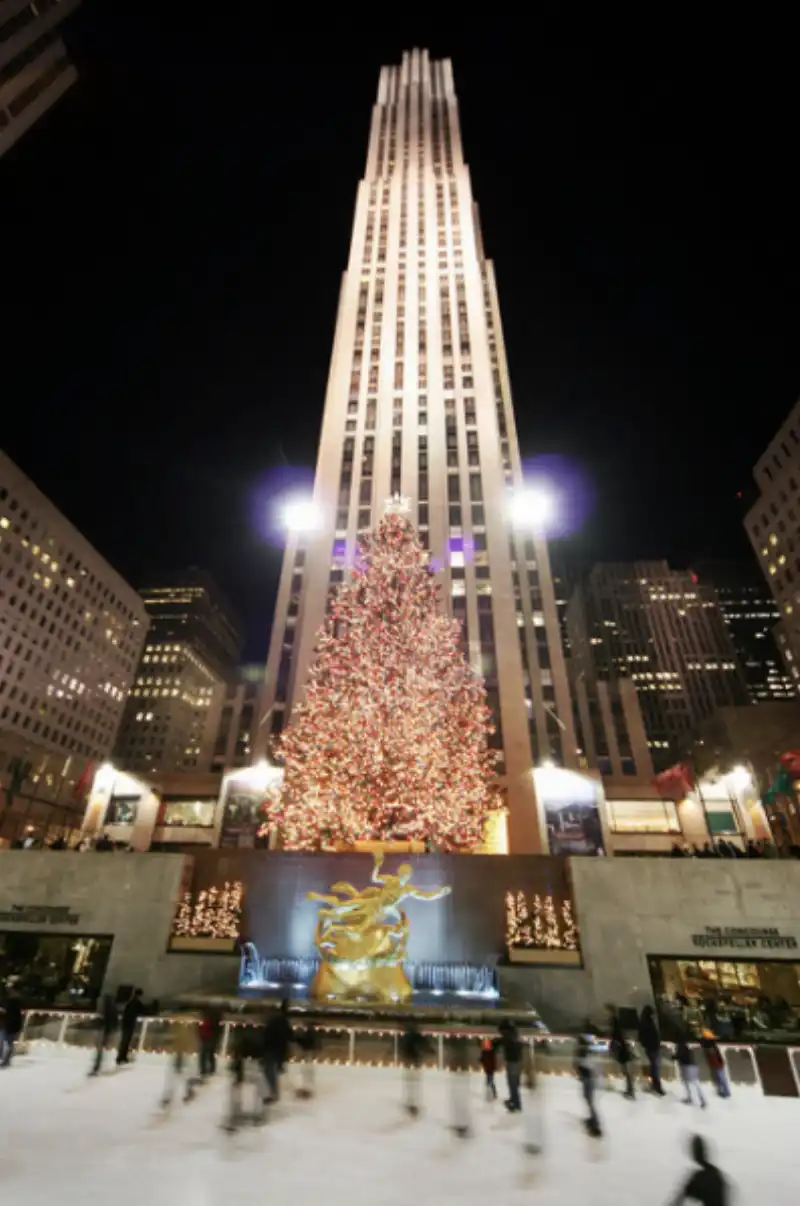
left=0, top=905, right=80, bottom=926
left=691, top=925, right=798, bottom=951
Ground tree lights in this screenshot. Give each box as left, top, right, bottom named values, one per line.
left=265, top=512, right=497, bottom=850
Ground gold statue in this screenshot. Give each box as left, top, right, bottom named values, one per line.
left=306, top=852, right=451, bottom=1002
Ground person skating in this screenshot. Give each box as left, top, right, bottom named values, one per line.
left=448, top=1034, right=472, bottom=1138
left=198, top=1006, right=220, bottom=1078
left=262, top=999, right=292, bottom=1103
left=116, top=988, right=144, bottom=1065
left=399, top=1020, right=428, bottom=1116
left=668, top=1134, right=728, bottom=1205
left=479, top=1036, right=497, bottom=1100
left=0, top=988, right=23, bottom=1068
left=638, top=1003, right=666, bottom=1095
left=521, top=1040, right=543, bottom=1153
left=498, top=1019, right=523, bottom=1112
left=89, top=993, right=118, bottom=1076
left=161, top=1015, right=200, bottom=1108
left=223, top=1026, right=265, bottom=1131
left=295, top=1023, right=318, bottom=1099
left=673, top=1031, right=706, bottom=1107
left=699, top=1030, right=730, bottom=1098
left=574, top=1031, right=602, bottom=1137
left=606, top=1004, right=635, bottom=1099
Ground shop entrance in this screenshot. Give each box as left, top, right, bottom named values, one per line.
left=0, top=931, right=112, bottom=1008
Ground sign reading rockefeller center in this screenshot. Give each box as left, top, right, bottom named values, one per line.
left=691, top=925, right=798, bottom=951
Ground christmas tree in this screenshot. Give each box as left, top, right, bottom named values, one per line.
left=266, top=507, right=497, bottom=850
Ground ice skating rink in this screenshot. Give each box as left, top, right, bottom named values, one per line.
left=0, top=1051, right=795, bottom=1204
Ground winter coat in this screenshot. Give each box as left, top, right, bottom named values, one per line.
left=263, top=1011, right=292, bottom=1065
left=122, top=996, right=143, bottom=1029
left=609, top=1016, right=632, bottom=1064
left=479, top=1045, right=497, bottom=1074
left=674, top=1037, right=696, bottom=1068
left=2, top=999, right=22, bottom=1034
left=700, top=1036, right=724, bottom=1071
left=638, top=1009, right=660, bottom=1053
left=399, top=1027, right=428, bottom=1065
left=498, top=1025, right=523, bottom=1064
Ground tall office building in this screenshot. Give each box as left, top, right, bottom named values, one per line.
left=0, top=0, right=81, bottom=159
left=257, top=51, right=576, bottom=852
left=115, top=571, right=242, bottom=775
left=744, top=397, right=800, bottom=689
left=567, top=561, right=748, bottom=768
left=0, top=450, right=147, bottom=841
left=691, top=560, right=795, bottom=703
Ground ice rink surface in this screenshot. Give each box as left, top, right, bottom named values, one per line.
left=0, top=1051, right=795, bottom=1204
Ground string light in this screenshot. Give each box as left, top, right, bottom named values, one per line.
left=172, top=881, right=244, bottom=940
left=505, top=891, right=579, bottom=952
left=264, top=512, right=498, bottom=850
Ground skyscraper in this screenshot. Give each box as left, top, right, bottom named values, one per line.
left=257, top=51, right=576, bottom=852
left=0, top=0, right=81, bottom=159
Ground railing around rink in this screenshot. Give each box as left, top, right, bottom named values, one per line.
left=15, top=1009, right=794, bottom=1096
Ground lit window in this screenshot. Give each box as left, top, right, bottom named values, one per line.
left=0, top=518, right=8, bottom=529
left=451, top=580, right=466, bottom=597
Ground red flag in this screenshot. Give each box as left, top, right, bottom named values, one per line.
left=652, top=762, right=694, bottom=801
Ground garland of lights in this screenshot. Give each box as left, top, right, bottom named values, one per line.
left=505, top=891, right=579, bottom=951
left=264, top=512, right=498, bottom=851
left=172, top=881, right=244, bottom=940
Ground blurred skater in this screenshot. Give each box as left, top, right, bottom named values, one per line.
left=448, top=1035, right=472, bottom=1138
left=668, top=1134, right=729, bottom=1205
left=199, top=1006, right=221, bottom=1078
left=161, top=1016, right=200, bottom=1108
left=89, top=993, right=118, bottom=1077
left=606, top=1004, right=635, bottom=1099
left=498, top=1019, right=523, bottom=1112
left=700, top=1030, right=730, bottom=1098
left=575, top=1030, right=602, bottom=1138
left=262, top=1000, right=292, bottom=1103
left=399, top=1020, right=428, bottom=1116
left=295, top=1023, right=318, bottom=1099
left=116, top=988, right=144, bottom=1065
left=674, top=1031, right=706, bottom=1108
left=0, top=988, right=23, bottom=1068
left=639, top=1004, right=666, bottom=1095
left=223, top=1027, right=266, bottom=1131
left=521, top=1041, right=543, bottom=1154
left=479, top=1036, right=497, bottom=1100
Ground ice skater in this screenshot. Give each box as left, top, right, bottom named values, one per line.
left=161, top=1015, right=200, bottom=1108
left=606, top=1003, right=635, bottom=1099
left=699, top=1030, right=730, bottom=1099
left=262, top=999, right=292, bottom=1103
left=639, top=1004, right=666, bottom=1095
left=498, top=1019, right=523, bottom=1112
left=521, top=1041, right=543, bottom=1154
left=399, top=1021, right=428, bottom=1117
left=667, top=1134, right=729, bottom=1205
left=89, top=993, right=118, bottom=1077
left=0, top=988, right=23, bottom=1068
left=575, top=1030, right=602, bottom=1137
left=448, top=1035, right=472, bottom=1138
left=673, top=1031, right=706, bottom=1108
left=223, top=1027, right=266, bottom=1131
left=116, top=988, right=144, bottom=1066
left=295, top=1023, right=318, bottom=1099
left=479, top=1036, right=497, bottom=1100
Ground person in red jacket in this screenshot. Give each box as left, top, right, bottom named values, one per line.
left=479, top=1036, right=497, bottom=1100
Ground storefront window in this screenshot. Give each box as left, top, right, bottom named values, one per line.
left=705, top=809, right=738, bottom=834
left=0, top=932, right=112, bottom=1007
left=106, top=795, right=138, bottom=825
left=161, top=798, right=216, bottom=828
left=650, top=955, right=800, bottom=1042
left=607, top=799, right=680, bottom=833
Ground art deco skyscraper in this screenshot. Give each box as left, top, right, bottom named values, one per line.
left=257, top=51, right=576, bottom=852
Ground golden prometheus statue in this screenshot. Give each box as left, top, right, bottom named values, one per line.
left=306, top=852, right=451, bottom=1002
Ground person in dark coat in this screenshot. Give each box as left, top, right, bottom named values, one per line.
left=295, top=1023, right=318, bottom=1099
left=606, top=1004, right=635, bottom=1099
left=89, top=993, right=118, bottom=1076
left=574, top=1031, right=602, bottom=1137
left=399, top=1020, right=429, bottom=1116
left=0, top=988, right=23, bottom=1068
left=498, top=1019, right=524, bottom=1112
left=638, top=1004, right=665, bottom=1095
left=668, top=1134, right=728, bottom=1205
left=116, top=988, right=144, bottom=1065
left=262, top=999, right=292, bottom=1102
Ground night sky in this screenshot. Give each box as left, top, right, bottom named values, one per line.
left=2, top=12, right=798, bottom=658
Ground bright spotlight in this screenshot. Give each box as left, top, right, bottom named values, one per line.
left=281, top=496, right=323, bottom=534
left=726, top=765, right=751, bottom=792
left=509, top=486, right=554, bottom=531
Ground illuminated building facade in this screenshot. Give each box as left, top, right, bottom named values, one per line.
left=567, top=561, right=748, bottom=769
left=114, top=572, right=242, bottom=775
left=744, top=397, right=800, bottom=691
left=257, top=50, right=577, bottom=852
left=0, top=0, right=81, bottom=159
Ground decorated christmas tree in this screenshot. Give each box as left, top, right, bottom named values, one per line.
left=266, top=506, right=497, bottom=850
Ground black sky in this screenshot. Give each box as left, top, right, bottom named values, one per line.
left=2, top=12, right=798, bottom=658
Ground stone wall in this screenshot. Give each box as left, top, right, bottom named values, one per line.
left=0, top=851, right=188, bottom=998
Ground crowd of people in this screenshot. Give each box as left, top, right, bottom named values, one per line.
left=670, top=837, right=781, bottom=858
